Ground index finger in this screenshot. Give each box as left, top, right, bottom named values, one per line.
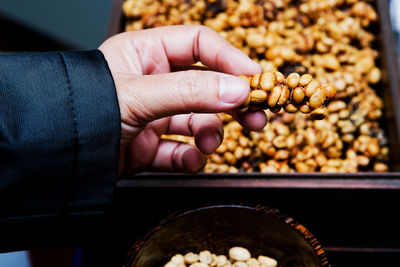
left=135, top=25, right=262, bottom=76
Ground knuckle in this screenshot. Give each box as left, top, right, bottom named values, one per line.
left=178, top=70, right=209, bottom=109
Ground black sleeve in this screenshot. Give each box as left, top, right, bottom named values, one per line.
left=0, top=50, right=120, bottom=231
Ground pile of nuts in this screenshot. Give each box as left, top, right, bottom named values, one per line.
left=123, top=0, right=390, bottom=173
left=164, top=247, right=277, bottom=267
left=238, top=72, right=336, bottom=120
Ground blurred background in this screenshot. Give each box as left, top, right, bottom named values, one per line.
left=0, top=0, right=114, bottom=52
left=0, top=0, right=399, bottom=266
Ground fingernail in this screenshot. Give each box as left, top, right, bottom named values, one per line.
left=202, top=132, right=222, bottom=155
left=219, top=75, right=249, bottom=104
left=182, top=148, right=206, bottom=173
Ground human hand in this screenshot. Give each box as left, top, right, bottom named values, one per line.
left=99, top=25, right=268, bottom=177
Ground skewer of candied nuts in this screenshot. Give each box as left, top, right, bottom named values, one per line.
left=237, top=72, right=337, bottom=120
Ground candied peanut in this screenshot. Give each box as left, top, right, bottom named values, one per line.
left=322, top=54, right=340, bottom=70
left=185, top=253, right=199, bottom=264
left=260, top=72, right=275, bottom=91
left=309, top=87, right=327, bottom=109
left=327, top=100, right=346, bottom=113
left=189, top=263, right=208, bottom=267
left=275, top=149, right=290, bottom=160
left=272, top=136, right=287, bottom=148
left=171, top=254, right=185, bottom=265
left=246, top=258, right=259, bottom=267
left=199, top=251, right=213, bottom=265
left=367, top=141, right=380, bottom=157
left=310, top=108, right=327, bottom=120
left=246, top=33, right=264, bottom=48
left=165, top=261, right=179, bottom=267
left=292, top=87, right=305, bottom=104
left=367, top=67, right=381, bottom=84
left=250, top=90, right=267, bottom=104
left=299, top=74, right=313, bottom=86
left=275, top=71, right=285, bottom=84
left=224, top=152, right=237, bottom=165
left=356, top=155, right=370, bottom=166
left=277, top=85, right=290, bottom=106
left=286, top=73, right=300, bottom=88
left=324, top=84, right=337, bottom=99
left=374, top=162, right=388, bottom=172
left=229, top=247, right=251, bottom=262
left=250, top=74, right=261, bottom=88
left=284, top=103, right=298, bottom=113
left=257, top=255, right=277, bottom=267
left=299, top=104, right=311, bottom=114
left=232, top=262, right=247, bottom=267
left=267, top=86, right=282, bottom=108
left=216, top=255, right=228, bottom=267
left=305, top=79, right=321, bottom=97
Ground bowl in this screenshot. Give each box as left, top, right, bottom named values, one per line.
left=123, top=205, right=329, bottom=267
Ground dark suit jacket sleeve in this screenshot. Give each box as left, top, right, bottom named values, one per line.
left=0, top=50, right=120, bottom=225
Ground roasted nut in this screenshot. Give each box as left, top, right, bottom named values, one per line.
left=305, top=79, right=321, bottom=97
left=165, top=261, right=179, bottom=267
left=232, top=262, right=247, bottom=267
left=189, top=263, right=208, bottom=267
left=322, top=54, right=340, bottom=70
left=127, top=0, right=388, bottom=173
left=286, top=73, right=300, bottom=88
left=185, top=253, right=200, bottom=264
left=171, top=254, right=185, bottom=265
left=284, top=103, right=298, bottom=113
left=374, top=162, right=388, bottom=172
left=277, top=85, right=290, bottom=106
left=260, top=72, right=276, bottom=91
left=250, top=90, right=267, bottom=104
left=229, top=247, right=251, bottom=262
left=310, top=108, right=327, bottom=120
left=257, top=255, right=277, bottom=267
left=309, top=87, right=327, bottom=109
left=250, top=74, right=261, bottom=88
left=299, top=104, right=311, bottom=114
left=267, top=86, right=282, bottom=108
left=299, top=74, right=313, bottom=86
left=292, top=87, right=305, bottom=104
left=199, top=251, right=213, bottom=265
left=216, top=255, right=227, bottom=267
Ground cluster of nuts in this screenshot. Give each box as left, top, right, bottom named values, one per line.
left=123, top=0, right=390, bottom=173
left=238, top=72, right=336, bottom=120
left=164, top=247, right=277, bottom=267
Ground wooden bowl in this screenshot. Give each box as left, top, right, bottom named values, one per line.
left=123, top=205, right=329, bottom=267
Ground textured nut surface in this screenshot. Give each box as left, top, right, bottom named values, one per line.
left=260, top=72, right=275, bottom=91
left=267, top=86, right=282, bottom=108
left=199, top=251, right=213, bottom=265
left=229, top=247, right=251, bottom=262
left=286, top=73, right=300, bottom=88
left=250, top=90, right=267, bottom=104
left=185, top=253, right=200, bottom=264
left=129, top=0, right=389, bottom=173
left=257, top=255, right=277, bottom=267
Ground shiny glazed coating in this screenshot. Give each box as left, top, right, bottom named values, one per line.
left=123, top=0, right=389, bottom=173
left=237, top=72, right=336, bottom=120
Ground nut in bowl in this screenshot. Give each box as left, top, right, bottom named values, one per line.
left=123, top=205, right=329, bottom=267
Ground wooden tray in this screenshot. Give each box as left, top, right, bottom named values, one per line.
left=105, top=1, right=400, bottom=266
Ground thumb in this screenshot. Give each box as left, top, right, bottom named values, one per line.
left=115, top=70, right=249, bottom=133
